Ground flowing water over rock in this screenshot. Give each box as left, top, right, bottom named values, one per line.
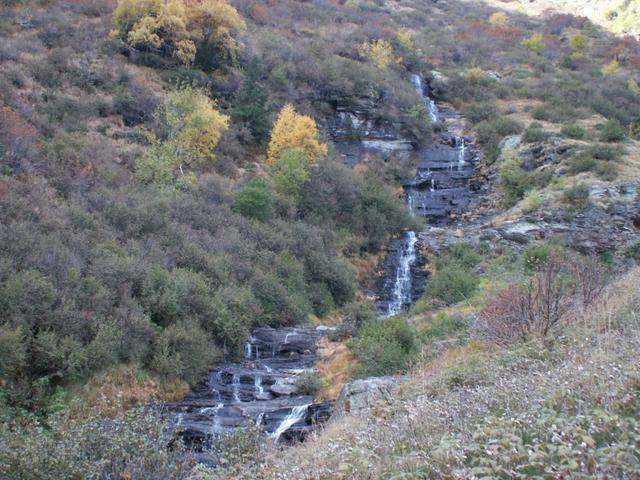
left=375, top=74, right=479, bottom=315
left=167, top=327, right=333, bottom=457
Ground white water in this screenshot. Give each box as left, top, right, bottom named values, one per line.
left=386, top=231, right=418, bottom=317
left=271, top=404, right=310, bottom=443
left=232, top=374, right=240, bottom=403
left=254, top=375, right=264, bottom=395
left=244, top=342, right=252, bottom=359
left=411, top=74, right=439, bottom=123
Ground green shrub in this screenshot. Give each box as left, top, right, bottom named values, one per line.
left=530, top=105, right=551, bottom=121
left=521, top=189, right=541, bottom=212
left=464, top=102, right=499, bottom=124
left=567, top=153, right=597, bottom=174
left=562, top=183, right=590, bottom=209
left=269, top=149, right=310, bottom=202
left=522, top=123, right=552, bottom=143
left=348, top=317, right=419, bottom=378
left=437, top=243, right=480, bottom=270
left=420, top=312, right=467, bottom=341
left=561, top=123, right=587, bottom=139
left=523, top=243, right=561, bottom=271
left=0, top=411, right=194, bottom=480
left=294, top=371, right=325, bottom=396
left=233, top=178, right=274, bottom=222
left=599, top=119, right=627, bottom=142
left=475, top=117, right=524, bottom=164
left=624, top=240, right=640, bottom=263
left=499, top=155, right=534, bottom=207
left=424, top=264, right=479, bottom=305
left=150, top=321, right=221, bottom=384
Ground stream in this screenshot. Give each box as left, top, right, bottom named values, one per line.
left=167, top=73, right=479, bottom=457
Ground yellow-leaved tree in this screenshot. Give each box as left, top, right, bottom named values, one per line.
left=357, top=39, right=398, bottom=70
left=111, top=0, right=245, bottom=68
left=267, top=104, right=327, bottom=165
left=522, top=33, right=544, bottom=54
left=137, top=86, right=229, bottom=185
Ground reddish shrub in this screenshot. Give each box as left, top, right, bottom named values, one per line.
left=477, top=254, right=605, bottom=344
left=0, top=105, right=39, bottom=174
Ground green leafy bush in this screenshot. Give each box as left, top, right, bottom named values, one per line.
left=561, top=123, right=587, bottom=139
left=150, top=321, right=221, bottom=384
left=437, top=243, right=480, bottom=270
left=424, top=264, right=479, bottom=305
left=522, top=123, right=552, bottom=143
left=562, top=183, right=590, bottom=209
left=499, top=154, right=551, bottom=208
left=0, top=411, right=194, bottom=480
left=349, top=317, right=419, bottom=378
left=600, top=119, right=627, bottom=142
left=475, top=117, right=524, bottom=164
left=233, top=178, right=274, bottom=222
left=295, top=371, right=326, bottom=396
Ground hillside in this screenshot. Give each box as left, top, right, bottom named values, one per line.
left=0, top=0, right=639, bottom=478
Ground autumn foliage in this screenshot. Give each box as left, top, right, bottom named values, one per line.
left=111, top=0, right=245, bottom=66
left=477, top=254, right=607, bottom=343
left=267, top=104, right=327, bottom=165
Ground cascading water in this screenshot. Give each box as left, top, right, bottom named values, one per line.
left=385, top=231, right=418, bottom=317
left=411, top=74, right=439, bottom=123
left=167, top=327, right=334, bottom=455
left=376, top=74, right=478, bottom=315
left=271, top=404, right=310, bottom=443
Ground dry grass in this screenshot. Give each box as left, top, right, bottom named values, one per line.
left=67, top=366, right=189, bottom=421
left=315, top=339, right=355, bottom=400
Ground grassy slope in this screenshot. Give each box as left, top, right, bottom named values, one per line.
left=209, top=268, right=640, bottom=479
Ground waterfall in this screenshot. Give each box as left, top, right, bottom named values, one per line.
left=245, top=342, right=252, bottom=359
left=411, top=74, right=439, bottom=123
left=458, top=138, right=466, bottom=169
left=232, top=374, right=240, bottom=403
left=386, top=231, right=418, bottom=317
left=254, top=375, right=264, bottom=395
left=271, top=404, right=310, bottom=443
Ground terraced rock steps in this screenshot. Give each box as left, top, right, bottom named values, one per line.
left=167, top=327, right=334, bottom=454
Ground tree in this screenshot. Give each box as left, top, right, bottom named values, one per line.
left=357, top=39, right=398, bottom=69
left=570, top=33, right=588, bottom=51
left=601, top=59, right=621, bottom=76
left=233, top=178, right=274, bottom=222
left=267, top=104, right=327, bottom=165
left=232, top=58, right=271, bottom=144
left=136, top=86, right=229, bottom=185
left=111, top=0, right=245, bottom=68
left=269, top=149, right=310, bottom=202
left=521, top=33, right=544, bottom=54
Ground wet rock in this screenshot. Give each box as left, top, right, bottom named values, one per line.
left=270, top=384, right=298, bottom=396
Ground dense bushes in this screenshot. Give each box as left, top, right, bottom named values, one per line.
left=348, top=316, right=419, bottom=378
left=419, top=243, right=480, bottom=307
left=0, top=154, right=409, bottom=415
left=499, top=153, right=552, bottom=207
left=475, top=117, right=524, bottom=163
left=0, top=411, right=195, bottom=479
